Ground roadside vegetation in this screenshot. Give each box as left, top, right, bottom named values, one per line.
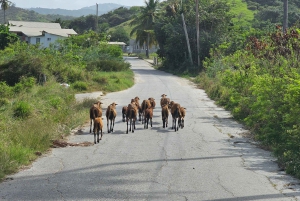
left=125, top=0, right=300, bottom=180
left=0, top=27, right=133, bottom=180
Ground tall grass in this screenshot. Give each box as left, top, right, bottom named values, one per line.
left=0, top=79, right=91, bottom=180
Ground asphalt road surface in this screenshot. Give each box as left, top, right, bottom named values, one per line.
left=1, top=57, right=300, bottom=201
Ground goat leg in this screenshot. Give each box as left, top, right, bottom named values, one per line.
left=112, top=118, right=115, bottom=132
left=129, top=119, right=132, bottom=131
left=107, top=118, right=110, bottom=133
left=132, top=120, right=135, bottom=133
left=90, top=119, right=92, bottom=133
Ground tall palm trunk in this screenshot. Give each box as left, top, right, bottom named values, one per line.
left=3, top=9, right=5, bottom=24
left=283, top=0, right=288, bottom=33
left=146, top=33, right=150, bottom=59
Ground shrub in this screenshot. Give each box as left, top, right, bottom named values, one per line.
left=13, top=101, right=32, bottom=118
left=92, top=75, right=108, bottom=84
left=0, top=98, right=10, bottom=107
left=72, top=81, right=88, bottom=91
left=0, top=82, right=12, bottom=98
left=86, top=59, right=130, bottom=71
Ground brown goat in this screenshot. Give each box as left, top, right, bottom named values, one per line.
left=144, top=106, right=154, bottom=129
left=89, top=101, right=103, bottom=133
left=122, top=106, right=128, bottom=122
left=141, top=99, right=151, bottom=123
left=126, top=102, right=138, bottom=133
left=133, top=96, right=142, bottom=121
left=106, top=102, right=117, bottom=133
left=160, top=94, right=170, bottom=108
left=161, top=104, right=169, bottom=128
left=179, top=107, right=186, bottom=129
left=93, top=117, right=103, bottom=143
left=148, top=97, right=156, bottom=108
left=171, top=102, right=182, bottom=131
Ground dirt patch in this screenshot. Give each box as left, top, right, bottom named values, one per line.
left=51, top=140, right=94, bottom=148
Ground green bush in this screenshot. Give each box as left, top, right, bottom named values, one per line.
left=0, top=98, right=10, bottom=107
left=92, top=75, right=108, bottom=84
left=86, top=59, right=130, bottom=71
left=72, top=81, right=88, bottom=91
left=13, top=101, right=32, bottom=118
left=0, top=82, right=12, bottom=98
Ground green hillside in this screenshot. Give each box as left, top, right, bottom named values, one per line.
left=0, top=6, right=74, bottom=24
left=108, top=20, right=134, bottom=39
left=228, top=0, right=254, bottom=26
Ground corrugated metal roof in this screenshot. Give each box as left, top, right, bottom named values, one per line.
left=10, top=27, right=42, bottom=37
left=9, top=27, right=77, bottom=37
left=9, top=21, right=61, bottom=29
left=45, top=29, right=77, bottom=37
left=108, top=42, right=126, bottom=45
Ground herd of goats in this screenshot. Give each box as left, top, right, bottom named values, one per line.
left=89, top=94, right=186, bottom=144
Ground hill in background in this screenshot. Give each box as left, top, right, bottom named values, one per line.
left=0, top=6, right=75, bottom=23
left=28, top=3, right=129, bottom=17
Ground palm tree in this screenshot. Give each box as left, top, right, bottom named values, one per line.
left=130, top=0, right=160, bottom=58
left=0, top=0, right=11, bottom=24
left=283, top=0, right=288, bottom=33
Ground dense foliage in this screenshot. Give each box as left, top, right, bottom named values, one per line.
left=154, top=0, right=233, bottom=72
left=0, top=24, right=18, bottom=50
left=245, top=0, right=300, bottom=29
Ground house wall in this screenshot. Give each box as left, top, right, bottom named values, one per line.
left=126, top=39, right=158, bottom=54
left=28, top=33, right=64, bottom=48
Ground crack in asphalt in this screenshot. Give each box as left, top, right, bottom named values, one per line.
left=50, top=155, right=66, bottom=200
left=217, top=175, right=235, bottom=197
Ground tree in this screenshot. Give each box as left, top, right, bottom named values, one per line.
left=283, top=0, right=288, bottom=33
left=108, top=27, right=130, bottom=44
left=154, top=0, right=233, bottom=72
left=130, top=0, right=160, bottom=58
left=0, top=0, right=11, bottom=24
left=0, top=24, right=18, bottom=50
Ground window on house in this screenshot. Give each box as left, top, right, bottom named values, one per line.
left=47, top=38, right=51, bottom=41
left=36, top=38, right=40, bottom=43
left=136, top=45, right=139, bottom=49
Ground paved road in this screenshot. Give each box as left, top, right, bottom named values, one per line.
left=1, top=57, right=300, bottom=201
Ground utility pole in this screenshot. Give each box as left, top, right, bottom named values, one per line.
left=283, top=0, right=288, bottom=33
left=96, top=3, right=98, bottom=32
left=196, top=0, right=200, bottom=68
left=181, top=13, right=193, bottom=65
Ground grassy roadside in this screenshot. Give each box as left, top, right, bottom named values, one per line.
left=0, top=70, right=134, bottom=181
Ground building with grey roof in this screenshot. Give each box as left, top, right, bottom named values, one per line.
left=8, top=21, right=77, bottom=48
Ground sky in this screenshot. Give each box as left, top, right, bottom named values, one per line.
left=11, top=0, right=146, bottom=10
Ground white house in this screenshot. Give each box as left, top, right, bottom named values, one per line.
left=126, top=39, right=158, bottom=54
left=8, top=21, right=77, bottom=48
